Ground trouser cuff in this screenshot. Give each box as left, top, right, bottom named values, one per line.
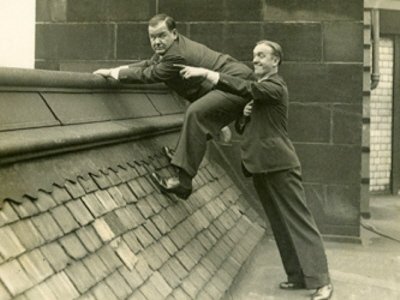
left=303, top=273, right=330, bottom=289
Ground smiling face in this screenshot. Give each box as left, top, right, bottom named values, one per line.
left=148, top=20, right=178, bottom=55
left=252, top=43, right=280, bottom=79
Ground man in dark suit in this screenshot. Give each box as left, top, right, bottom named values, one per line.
left=176, top=40, right=333, bottom=300
left=94, top=14, right=253, bottom=199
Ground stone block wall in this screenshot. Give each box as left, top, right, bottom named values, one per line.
left=268, top=1, right=364, bottom=237
left=370, top=38, right=393, bottom=192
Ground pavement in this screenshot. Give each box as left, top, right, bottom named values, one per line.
left=223, top=195, right=400, bottom=300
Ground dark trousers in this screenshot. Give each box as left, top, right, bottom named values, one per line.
left=171, top=89, right=247, bottom=176
left=171, top=61, right=252, bottom=177
left=252, top=167, right=330, bottom=289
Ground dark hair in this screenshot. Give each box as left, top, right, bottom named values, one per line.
left=148, top=14, right=176, bottom=31
left=256, top=40, right=283, bottom=65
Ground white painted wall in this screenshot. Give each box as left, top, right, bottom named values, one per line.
left=0, top=1, right=36, bottom=68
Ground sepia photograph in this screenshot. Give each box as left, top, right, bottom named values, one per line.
left=0, top=1, right=399, bottom=299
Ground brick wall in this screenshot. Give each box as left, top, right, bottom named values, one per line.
left=370, top=38, right=394, bottom=192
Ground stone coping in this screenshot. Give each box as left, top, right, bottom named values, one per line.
left=0, top=67, right=166, bottom=90
left=0, top=115, right=183, bottom=166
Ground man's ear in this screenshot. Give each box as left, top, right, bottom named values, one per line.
left=273, top=56, right=279, bottom=67
left=172, top=28, right=178, bottom=40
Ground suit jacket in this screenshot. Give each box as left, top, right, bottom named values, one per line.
left=119, top=34, right=252, bottom=101
left=216, top=72, right=301, bottom=174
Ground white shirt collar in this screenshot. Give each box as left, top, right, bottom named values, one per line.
left=257, top=70, right=277, bottom=82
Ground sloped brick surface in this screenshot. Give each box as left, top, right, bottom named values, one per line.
left=0, top=152, right=264, bottom=299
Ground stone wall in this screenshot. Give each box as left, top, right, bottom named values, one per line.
left=266, top=1, right=364, bottom=237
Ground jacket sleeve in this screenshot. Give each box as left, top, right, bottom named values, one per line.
left=126, top=60, right=152, bottom=68
left=216, top=73, right=284, bottom=104
left=118, top=55, right=186, bottom=84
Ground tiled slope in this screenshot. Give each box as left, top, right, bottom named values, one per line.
left=0, top=152, right=264, bottom=300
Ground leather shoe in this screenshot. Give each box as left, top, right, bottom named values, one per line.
left=279, top=281, right=305, bottom=290
left=311, top=284, right=333, bottom=300
left=150, top=172, right=192, bottom=200
left=162, top=146, right=175, bottom=162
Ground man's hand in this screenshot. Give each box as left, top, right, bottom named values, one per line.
left=219, top=126, right=232, bottom=144
left=243, top=100, right=254, bottom=117
left=93, top=68, right=112, bottom=77
left=174, top=64, right=208, bottom=79
left=94, top=67, right=125, bottom=80
left=174, top=64, right=220, bottom=84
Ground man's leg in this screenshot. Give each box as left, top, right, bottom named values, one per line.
left=151, top=89, right=247, bottom=199
left=264, top=168, right=331, bottom=289
left=253, top=173, right=305, bottom=286
left=171, top=89, right=247, bottom=177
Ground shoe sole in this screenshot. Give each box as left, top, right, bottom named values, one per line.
left=279, top=282, right=305, bottom=290
left=149, top=172, right=191, bottom=200
left=311, top=285, right=333, bottom=300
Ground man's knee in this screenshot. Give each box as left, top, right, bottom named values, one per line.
left=186, top=100, right=208, bottom=120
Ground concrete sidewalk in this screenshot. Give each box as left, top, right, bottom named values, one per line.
left=223, top=196, right=400, bottom=300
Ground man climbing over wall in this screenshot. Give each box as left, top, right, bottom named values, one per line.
left=94, top=13, right=253, bottom=200
left=173, top=40, right=334, bottom=300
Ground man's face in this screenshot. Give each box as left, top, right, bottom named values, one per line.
left=148, top=21, right=177, bottom=55
left=252, top=44, right=279, bottom=78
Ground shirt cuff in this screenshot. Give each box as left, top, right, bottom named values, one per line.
left=110, top=66, right=129, bottom=80
left=205, top=71, right=220, bottom=85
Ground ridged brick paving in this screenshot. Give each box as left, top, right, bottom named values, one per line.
left=0, top=153, right=264, bottom=300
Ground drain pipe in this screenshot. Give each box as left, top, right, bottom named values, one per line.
left=371, top=9, right=380, bottom=90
